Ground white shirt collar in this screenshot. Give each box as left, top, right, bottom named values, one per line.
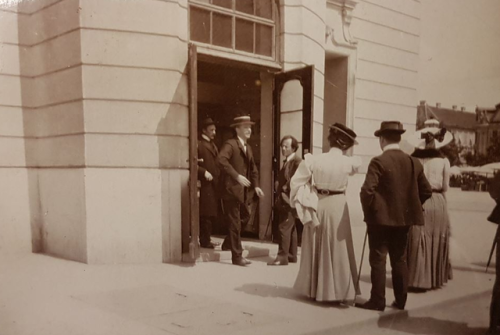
left=329, top=147, right=342, bottom=155
left=286, top=152, right=296, bottom=163
left=237, top=136, right=246, bottom=147
left=201, top=134, right=211, bottom=142
left=383, top=143, right=401, bottom=152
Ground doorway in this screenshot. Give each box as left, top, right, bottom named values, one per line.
left=184, top=45, right=315, bottom=262
left=197, top=60, right=264, bottom=238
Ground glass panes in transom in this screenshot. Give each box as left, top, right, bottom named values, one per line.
left=188, top=0, right=275, bottom=59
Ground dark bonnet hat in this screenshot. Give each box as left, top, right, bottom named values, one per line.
left=329, top=123, right=358, bottom=149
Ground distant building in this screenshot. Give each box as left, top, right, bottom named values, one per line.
left=476, top=103, right=500, bottom=155
left=417, top=101, right=476, bottom=153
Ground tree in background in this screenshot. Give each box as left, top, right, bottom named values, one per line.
left=463, top=133, right=500, bottom=166
left=440, top=139, right=460, bottom=166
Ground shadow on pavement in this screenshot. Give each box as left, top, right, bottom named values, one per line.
left=377, top=314, right=487, bottom=335
left=234, top=283, right=350, bottom=309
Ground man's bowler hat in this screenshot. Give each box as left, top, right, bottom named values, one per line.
left=201, top=117, right=215, bottom=127
left=374, top=121, right=406, bottom=137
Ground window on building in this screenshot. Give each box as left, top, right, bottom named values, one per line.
left=189, top=0, right=276, bottom=59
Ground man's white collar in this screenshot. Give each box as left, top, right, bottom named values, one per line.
left=286, top=152, right=296, bottom=162
left=201, top=134, right=211, bottom=142
left=383, top=143, right=401, bottom=152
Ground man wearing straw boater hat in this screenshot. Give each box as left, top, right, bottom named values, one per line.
left=357, top=121, right=432, bottom=311
left=217, top=114, right=265, bottom=266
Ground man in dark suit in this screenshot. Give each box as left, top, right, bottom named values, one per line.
left=197, top=117, right=221, bottom=249
left=357, top=121, right=432, bottom=311
left=217, top=115, right=265, bottom=266
left=268, top=135, right=302, bottom=266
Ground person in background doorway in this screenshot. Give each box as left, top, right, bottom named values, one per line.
left=407, top=118, right=454, bottom=291
left=217, top=115, right=265, bottom=266
left=198, top=117, right=221, bottom=249
left=357, top=121, right=432, bottom=312
left=290, top=123, right=361, bottom=302
left=268, top=135, right=302, bottom=266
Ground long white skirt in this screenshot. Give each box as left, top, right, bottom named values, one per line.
left=293, top=194, right=360, bottom=301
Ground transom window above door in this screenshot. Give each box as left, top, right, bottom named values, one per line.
left=189, top=0, right=276, bottom=59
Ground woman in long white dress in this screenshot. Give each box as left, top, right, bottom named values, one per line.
left=407, top=119, right=453, bottom=290
left=290, top=123, right=361, bottom=302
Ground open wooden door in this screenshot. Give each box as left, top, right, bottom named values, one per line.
left=271, top=65, right=314, bottom=240
left=183, top=43, right=200, bottom=263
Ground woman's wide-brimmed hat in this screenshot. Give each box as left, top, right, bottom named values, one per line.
left=230, top=115, right=255, bottom=128
left=329, top=123, right=358, bottom=145
left=374, top=121, right=406, bottom=137
left=411, top=119, right=453, bottom=149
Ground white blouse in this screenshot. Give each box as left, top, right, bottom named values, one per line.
left=418, top=157, right=451, bottom=192
left=309, top=148, right=361, bottom=191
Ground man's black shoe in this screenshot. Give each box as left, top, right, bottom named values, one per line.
left=288, top=256, right=298, bottom=263
left=232, top=259, right=248, bottom=267
left=355, top=300, right=385, bottom=311
left=200, top=243, right=215, bottom=249
left=267, top=258, right=288, bottom=266
left=391, top=301, right=405, bottom=310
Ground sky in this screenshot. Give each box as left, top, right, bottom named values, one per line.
left=418, top=0, right=500, bottom=112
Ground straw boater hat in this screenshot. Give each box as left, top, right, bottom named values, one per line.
left=374, top=121, right=406, bottom=137
left=329, top=123, right=358, bottom=146
left=411, top=119, right=453, bottom=149
left=230, top=115, right=255, bottom=128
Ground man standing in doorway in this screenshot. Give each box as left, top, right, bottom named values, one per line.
left=198, top=117, right=221, bottom=249
left=217, top=115, right=265, bottom=266
left=268, top=135, right=302, bottom=266
left=357, top=121, right=432, bottom=311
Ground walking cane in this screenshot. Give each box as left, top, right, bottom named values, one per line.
left=486, top=227, right=499, bottom=273
left=353, top=229, right=368, bottom=306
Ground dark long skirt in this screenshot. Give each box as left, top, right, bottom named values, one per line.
left=407, top=192, right=452, bottom=289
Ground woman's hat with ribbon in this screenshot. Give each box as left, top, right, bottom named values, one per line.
left=411, top=118, right=453, bottom=149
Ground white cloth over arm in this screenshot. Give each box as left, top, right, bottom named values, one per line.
left=290, top=154, right=320, bottom=228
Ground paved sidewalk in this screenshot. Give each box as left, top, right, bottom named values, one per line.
left=0, top=188, right=495, bottom=335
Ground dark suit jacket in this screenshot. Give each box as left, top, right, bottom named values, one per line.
left=197, top=138, right=220, bottom=217
left=217, top=137, right=259, bottom=204
left=360, top=149, right=432, bottom=227
left=277, top=154, right=302, bottom=210
left=488, top=173, right=500, bottom=224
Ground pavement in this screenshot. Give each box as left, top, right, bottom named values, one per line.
left=0, top=188, right=496, bottom=335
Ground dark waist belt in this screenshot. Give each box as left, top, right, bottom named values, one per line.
left=432, top=189, right=443, bottom=193
left=316, top=189, right=345, bottom=196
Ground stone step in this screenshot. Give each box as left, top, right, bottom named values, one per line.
left=197, top=237, right=274, bottom=263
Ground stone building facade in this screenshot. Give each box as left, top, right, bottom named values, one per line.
left=0, top=0, right=422, bottom=264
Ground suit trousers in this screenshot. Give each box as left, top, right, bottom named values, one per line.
left=199, top=216, right=214, bottom=247
left=367, top=225, right=410, bottom=307
left=490, top=225, right=500, bottom=333
left=277, top=208, right=298, bottom=262
left=222, top=199, right=244, bottom=261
